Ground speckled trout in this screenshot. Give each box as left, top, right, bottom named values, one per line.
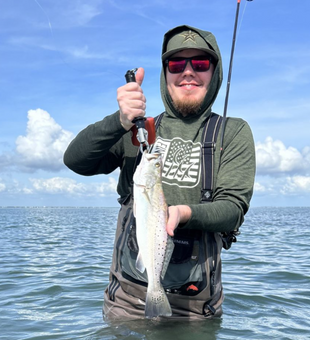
left=133, top=151, right=172, bottom=319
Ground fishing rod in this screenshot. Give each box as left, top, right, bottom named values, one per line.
left=218, top=0, right=253, bottom=249
left=220, top=0, right=253, bottom=153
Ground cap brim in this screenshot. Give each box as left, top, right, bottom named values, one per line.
left=162, top=47, right=218, bottom=62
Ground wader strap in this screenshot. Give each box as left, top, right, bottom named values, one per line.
left=203, top=289, right=224, bottom=317
left=200, top=113, right=223, bottom=203
left=199, top=113, right=240, bottom=249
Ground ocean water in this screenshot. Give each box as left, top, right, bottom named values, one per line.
left=0, top=206, right=309, bottom=340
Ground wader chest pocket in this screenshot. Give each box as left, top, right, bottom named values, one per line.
left=118, top=208, right=205, bottom=289
left=170, top=230, right=202, bottom=264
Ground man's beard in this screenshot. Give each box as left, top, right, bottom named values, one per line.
left=172, top=98, right=202, bottom=117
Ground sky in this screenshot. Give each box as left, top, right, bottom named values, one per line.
left=0, top=0, right=309, bottom=208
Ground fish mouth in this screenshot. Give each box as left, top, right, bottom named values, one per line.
left=145, top=152, right=161, bottom=160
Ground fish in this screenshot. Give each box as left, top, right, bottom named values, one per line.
left=133, top=151, right=172, bottom=319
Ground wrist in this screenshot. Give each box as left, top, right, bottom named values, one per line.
left=179, top=205, right=192, bottom=224
left=119, top=111, right=132, bottom=131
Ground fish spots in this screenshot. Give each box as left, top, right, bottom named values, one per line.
left=151, top=291, right=165, bottom=304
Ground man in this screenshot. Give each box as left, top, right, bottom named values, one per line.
left=63, top=25, right=255, bottom=320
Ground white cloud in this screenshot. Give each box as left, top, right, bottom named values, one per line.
left=71, top=1, right=102, bottom=26
left=30, top=177, right=86, bottom=194
left=32, top=0, right=103, bottom=28
left=281, top=176, right=310, bottom=195
left=96, top=177, right=118, bottom=195
left=15, top=109, right=74, bottom=172
left=0, top=178, right=34, bottom=195
left=254, top=175, right=310, bottom=198
left=256, top=137, right=310, bottom=175
left=68, top=45, right=115, bottom=60
left=253, top=182, right=267, bottom=193
left=0, top=182, right=6, bottom=192
left=0, top=154, right=13, bottom=171
left=30, top=176, right=117, bottom=197
left=303, top=146, right=310, bottom=163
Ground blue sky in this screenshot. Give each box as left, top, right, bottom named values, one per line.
left=1, top=0, right=309, bottom=207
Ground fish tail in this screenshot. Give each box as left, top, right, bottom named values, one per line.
left=145, top=286, right=172, bottom=319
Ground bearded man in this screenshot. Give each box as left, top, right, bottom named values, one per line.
left=64, top=25, right=256, bottom=320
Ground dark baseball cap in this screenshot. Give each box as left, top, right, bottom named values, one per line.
left=162, top=28, right=218, bottom=62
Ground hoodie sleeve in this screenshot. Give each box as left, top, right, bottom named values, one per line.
left=63, top=111, right=127, bottom=176
left=184, top=118, right=256, bottom=233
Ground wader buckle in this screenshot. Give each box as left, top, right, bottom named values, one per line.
left=203, top=304, right=216, bottom=317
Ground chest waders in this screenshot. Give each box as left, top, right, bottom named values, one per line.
left=103, top=113, right=235, bottom=320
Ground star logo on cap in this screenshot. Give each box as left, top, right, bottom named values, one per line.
left=179, top=30, right=198, bottom=44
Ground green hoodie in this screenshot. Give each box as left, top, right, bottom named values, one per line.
left=63, top=25, right=255, bottom=234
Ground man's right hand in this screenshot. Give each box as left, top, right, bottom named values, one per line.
left=117, top=67, right=146, bottom=131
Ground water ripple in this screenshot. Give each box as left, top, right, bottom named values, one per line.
left=0, top=206, right=309, bottom=340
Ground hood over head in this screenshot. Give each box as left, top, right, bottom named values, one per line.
left=160, top=25, right=223, bottom=120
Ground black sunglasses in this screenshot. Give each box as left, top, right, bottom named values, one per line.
left=165, top=56, right=212, bottom=74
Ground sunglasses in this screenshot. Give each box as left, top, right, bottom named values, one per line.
left=165, top=56, right=212, bottom=74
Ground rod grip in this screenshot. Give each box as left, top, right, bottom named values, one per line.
left=125, top=69, right=137, bottom=83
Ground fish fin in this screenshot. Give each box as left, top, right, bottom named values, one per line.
left=145, top=286, right=172, bottom=319
left=161, top=236, right=175, bottom=280
left=136, top=251, right=145, bottom=273
left=133, top=200, right=136, bottom=217
left=142, top=188, right=152, bottom=204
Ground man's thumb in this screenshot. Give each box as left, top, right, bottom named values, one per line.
left=135, top=67, right=145, bottom=86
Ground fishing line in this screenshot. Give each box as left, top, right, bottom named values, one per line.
left=33, top=0, right=74, bottom=70
left=32, top=0, right=121, bottom=81
left=32, top=0, right=89, bottom=73
left=236, top=0, right=249, bottom=44
left=219, top=0, right=253, bottom=155
left=33, top=0, right=53, bottom=36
